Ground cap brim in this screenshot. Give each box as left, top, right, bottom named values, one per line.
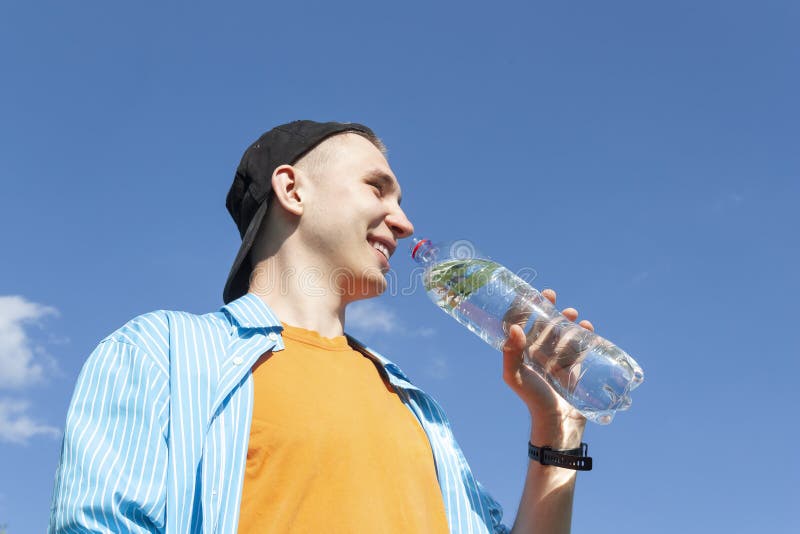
left=223, top=199, right=270, bottom=304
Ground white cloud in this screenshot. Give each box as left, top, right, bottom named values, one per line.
left=346, top=300, right=399, bottom=333
left=0, top=296, right=61, bottom=446
left=0, top=399, right=60, bottom=444
left=0, top=295, right=58, bottom=389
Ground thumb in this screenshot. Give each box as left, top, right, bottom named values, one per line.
left=502, top=324, right=528, bottom=388
left=502, top=324, right=526, bottom=362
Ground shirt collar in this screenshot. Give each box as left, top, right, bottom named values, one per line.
left=220, top=292, right=283, bottom=330
left=220, top=292, right=419, bottom=391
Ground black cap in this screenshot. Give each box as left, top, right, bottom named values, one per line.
left=223, top=120, right=376, bottom=304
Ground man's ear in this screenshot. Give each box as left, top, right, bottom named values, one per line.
left=270, top=164, right=304, bottom=216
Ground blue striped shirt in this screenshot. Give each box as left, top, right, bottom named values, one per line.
left=49, top=293, right=509, bottom=533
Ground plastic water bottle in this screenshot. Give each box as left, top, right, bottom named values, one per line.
left=411, top=238, right=644, bottom=424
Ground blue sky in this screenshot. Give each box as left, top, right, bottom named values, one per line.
left=1, top=1, right=798, bottom=532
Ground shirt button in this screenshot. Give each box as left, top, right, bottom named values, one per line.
left=232, top=357, right=243, bottom=365
left=268, top=332, right=279, bottom=341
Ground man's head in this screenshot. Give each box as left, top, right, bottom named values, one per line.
left=223, top=120, right=413, bottom=304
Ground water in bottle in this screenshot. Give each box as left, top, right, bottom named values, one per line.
left=411, top=238, right=644, bottom=424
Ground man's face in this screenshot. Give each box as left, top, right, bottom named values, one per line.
left=297, top=133, right=414, bottom=301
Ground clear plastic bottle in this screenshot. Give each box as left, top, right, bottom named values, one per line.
left=411, top=238, right=644, bottom=424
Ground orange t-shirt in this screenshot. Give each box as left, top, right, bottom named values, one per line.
left=237, top=323, right=450, bottom=533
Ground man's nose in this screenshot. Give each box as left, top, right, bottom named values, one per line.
left=387, top=207, right=414, bottom=239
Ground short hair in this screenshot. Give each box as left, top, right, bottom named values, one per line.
left=293, top=130, right=387, bottom=179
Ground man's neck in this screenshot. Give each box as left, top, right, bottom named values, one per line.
left=248, top=255, right=348, bottom=339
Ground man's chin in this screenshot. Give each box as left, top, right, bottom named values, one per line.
left=347, top=274, right=388, bottom=302
left=331, top=264, right=390, bottom=302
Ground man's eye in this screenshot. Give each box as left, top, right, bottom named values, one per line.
left=370, top=182, right=384, bottom=194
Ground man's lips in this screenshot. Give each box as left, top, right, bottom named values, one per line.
left=372, top=246, right=390, bottom=268
left=367, top=236, right=396, bottom=260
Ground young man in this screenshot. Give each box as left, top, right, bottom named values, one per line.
left=49, top=120, right=594, bottom=533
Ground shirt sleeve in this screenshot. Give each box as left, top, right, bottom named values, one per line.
left=49, top=339, right=169, bottom=533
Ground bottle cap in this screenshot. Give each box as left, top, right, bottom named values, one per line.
left=410, top=238, right=432, bottom=262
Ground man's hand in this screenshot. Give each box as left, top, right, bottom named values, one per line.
left=502, top=288, right=594, bottom=446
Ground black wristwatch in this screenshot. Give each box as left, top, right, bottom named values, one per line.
left=528, top=442, right=593, bottom=471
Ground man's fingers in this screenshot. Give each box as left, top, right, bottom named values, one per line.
left=546, top=292, right=592, bottom=330
left=561, top=308, right=594, bottom=331
left=541, top=288, right=556, bottom=304
left=561, top=307, right=578, bottom=322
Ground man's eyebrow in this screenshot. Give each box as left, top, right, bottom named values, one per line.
left=365, top=169, right=403, bottom=205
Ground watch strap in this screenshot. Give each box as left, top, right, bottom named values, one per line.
left=528, top=442, right=592, bottom=471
